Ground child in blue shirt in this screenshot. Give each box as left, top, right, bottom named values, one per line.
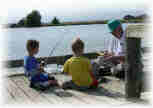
left=24, top=39, right=59, bottom=90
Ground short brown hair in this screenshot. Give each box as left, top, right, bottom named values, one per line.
left=71, top=38, right=84, bottom=54
left=26, top=39, right=39, bottom=52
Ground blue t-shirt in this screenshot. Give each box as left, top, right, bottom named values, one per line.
left=24, top=56, right=38, bottom=71
left=24, top=56, right=48, bottom=83
left=24, top=56, right=38, bottom=76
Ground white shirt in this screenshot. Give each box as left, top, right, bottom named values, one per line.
left=119, top=31, right=126, bottom=56
left=108, top=31, right=126, bottom=56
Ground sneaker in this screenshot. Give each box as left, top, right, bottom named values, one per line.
left=29, top=82, right=35, bottom=88
left=48, top=76, right=55, bottom=80
left=29, top=82, right=48, bottom=91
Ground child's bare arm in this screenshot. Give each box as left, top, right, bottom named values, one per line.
left=37, top=63, right=45, bottom=73
left=63, top=60, right=69, bottom=75
left=97, top=51, right=114, bottom=57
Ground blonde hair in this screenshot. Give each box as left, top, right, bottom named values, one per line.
left=71, top=37, right=84, bottom=54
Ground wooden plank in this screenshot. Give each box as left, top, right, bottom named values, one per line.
left=85, top=88, right=128, bottom=105
left=40, top=88, right=66, bottom=104
left=55, top=74, right=125, bottom=104
left=66, top=86, right=130, bottom=106
left=3, top=47, right=148, bottom=68
left=54, top=89, right=86, bottom=104
left=66, top=89, right=104, bottom=104
left=4, top=52, right=99, bottom=68
left=141, top=92, right=151, bottom=101
left=55, top=75, right=102, bottom=104
left=126, top=24, right=148, bottom=38
left=36, top=74, right=87, bottom=104
left=55, top=75, right=103, bottom=104
left=20, top=76, right=59, bottom=104
left=56, top=74, right=129, bottom=105
left=3, top=67, right=25, bottom=77
left=101, top=76, right=125, bottom=94
left=5, top=78, right=24, bottom=103
left=42, top=87, right=85, bottom=104
left=4, top=77, right=32, bottom=104
left=11, top=76, right=51, bottom=104
left=56, top=74, right=124, bottom=104
left=94, top=78, right=131, bottom=105
left=21, top=76, right=83, bottom=104
left=3, top=87, right=15, bottom=104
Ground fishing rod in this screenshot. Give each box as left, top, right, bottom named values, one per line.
left=41, top=29, right=67, bottom=67
left=92, top=32, right=110, bottom=56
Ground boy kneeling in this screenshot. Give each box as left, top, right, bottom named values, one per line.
left=62, top=38, right=98, bottom=90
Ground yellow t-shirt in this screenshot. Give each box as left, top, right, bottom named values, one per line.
left=63, top=56, right=93, bottom=86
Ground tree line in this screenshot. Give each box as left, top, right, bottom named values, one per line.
left=15, top=10, right=60, bottom=27
left=8, top=10, right=148, bottom=28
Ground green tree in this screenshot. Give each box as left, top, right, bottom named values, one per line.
left=17, top=18, right=26, bottom=27
left=25, top=10, right=41, bottom=27
left=51, top=17, right=60, bottom=24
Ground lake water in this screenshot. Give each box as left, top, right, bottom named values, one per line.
left=3, top=24, right=149, bottom=60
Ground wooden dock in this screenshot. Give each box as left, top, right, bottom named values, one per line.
left=3, top=50, right=151, bottom=105
left=3, top=48, right=151, bottom=105
left=3, top=71, right=150, bottom=105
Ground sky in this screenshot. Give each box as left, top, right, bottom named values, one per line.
left=0, top=0, right=151, bottom=24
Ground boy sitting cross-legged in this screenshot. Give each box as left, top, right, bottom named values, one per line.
left=24, top=39, right=59, bottom=90
left=62, top=37, right=98, bottom=90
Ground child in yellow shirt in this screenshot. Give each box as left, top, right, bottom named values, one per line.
left=62, top=38, right=98, bottom=90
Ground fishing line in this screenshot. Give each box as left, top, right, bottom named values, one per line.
left=42, top=27, right=109, bottom=66
left=42, top=28, right=68, bottom=67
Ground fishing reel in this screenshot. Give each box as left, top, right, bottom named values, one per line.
left=40, top=60, right=46, bottom=67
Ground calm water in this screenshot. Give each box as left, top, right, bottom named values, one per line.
left=3, top=24, right=149, bottom=60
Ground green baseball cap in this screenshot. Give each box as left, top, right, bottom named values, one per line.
left=107, top=19, right=121, bottom=32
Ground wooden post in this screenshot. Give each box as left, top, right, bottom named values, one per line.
left=125, top=24, right=147, bottom=99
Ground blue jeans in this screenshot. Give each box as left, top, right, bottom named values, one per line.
left=31, top=73, right=49, bottom=83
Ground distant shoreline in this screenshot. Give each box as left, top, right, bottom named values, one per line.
left=3, top=19, right=147, bottom=29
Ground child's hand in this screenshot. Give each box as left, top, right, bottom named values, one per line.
left=37, top=64, right=45, bottom=73
left=39, top=68, right=44, bottom=73
left=104, top=55, right=113, bottom=61
left=104, top=51, right=110, bottom=58
left=103, top=51, right=114, bottom=58
left=39, top=64, right=44, bottom=68
left=40, top=60, right=45, bottom=67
